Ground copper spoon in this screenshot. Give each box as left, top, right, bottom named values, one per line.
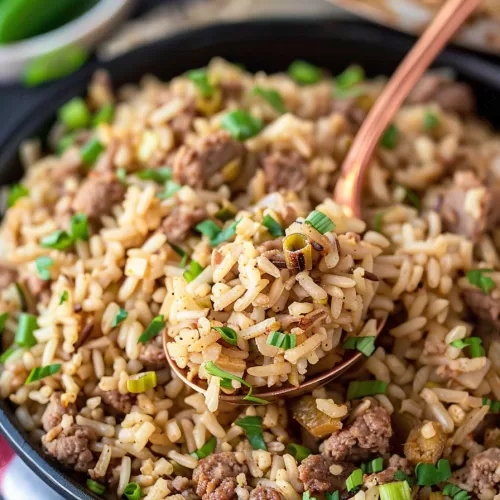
left=164, top=0, right=480, bottom=404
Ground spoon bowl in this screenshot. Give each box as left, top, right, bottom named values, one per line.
left=163, top=0, right=480, bottom=403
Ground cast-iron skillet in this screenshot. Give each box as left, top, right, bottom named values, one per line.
left=1, top=18, right=500, bottom=500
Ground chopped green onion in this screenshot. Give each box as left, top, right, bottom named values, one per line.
left=23, top=45, right=88, bottom=88
left=393, top=470, right=414, bottom=487
left=325, top=493, right=339, bottom=500
left=252, top=87, right=287, bottom=113
left=266, top=331, right=296, bottom=350
left=346, top=380, right=387, bottom=400
left=304, top=210, right=335, bottom=234
left=346, top=469, right=363, bottom=492
left=210, top=220, right=240, bottom=246
left=56, top=134, right=75, bottom=155
left=15, top=313, right=38, bottom=348
left=116, top=167, right=127, bottom=185
left=136, top=167, right=173, bottom=184
left=262, top=214, right=284, bottom=237
left=466, top=269, right=495, bottom=295
left=111, top=308, right=128, bottom=328
left=157, top=180, right=182, bottom=200
left=303, top=492, right=316, bottom=500
left=450, top=337, right=485, bottom=358
left=380, top=124, right=398, bottom=149
left=196, top=220, right=221, bottom=240
left=234, top=415, right=266, bottom=451
left=137, top=315, right=165, bottom=344
left=442, top=483, right=471, bottom=500
left=171, top=244, right=188, bottom=268
left=244, top=394, right=269, bottom=405
left=335, top=65, right=365, bottom=93
left=221, top=110, right=264, bottom=141
left=92, top=103, right=114, bottom=127
left=187, top=69, right=216, bottom=98
left=379, top=481, right=412, bottom=500
left=415, top=459, right=452, bottom=486
left=127, top=371, right=158, bottom=393
left=343, top=336, right=376, bottom=357
left=183, top=260, right=204, bottom=283
left=0, top=312, right=8, bottom=333
left=70, top=213, right=89, bottom=241
left=81, top=137, right=104, bottom=166
left=86, top=479, right=105, bottom=495
left=213, top=326, right=238, bottom=345
left=58, top=97, right=91, bottom=131
left=288, top=60, right=322, bottom=85
left=402, top=186, right=421, bottom=210
left=7, top=184, right=29, bottom=208
left=287, top=443, right=311, bottom=462
left=123, top=482, right=141, bottom=500
left=35, top=256, right=54, bottom=281
left=361, top=457, right=384, bottom=474
left=0, top=346, right=18, bottom=365
left=15, top=283, right=27, bottom=312
left=482, top=397, right=500, bottom=413
left=40, top=230, right=73, bottom=250
left=214, top=207, right=236, bottom=222
left=423, top=111, right=439, bottom=131
left=374, top=212, right=384, bottom=233
left=59, top=291, right=69, bottom=305
left=25, top=363, right=61, bottom=384
left=193, top=435, right=217, bottom=459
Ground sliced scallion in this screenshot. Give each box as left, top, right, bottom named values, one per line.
left=221, top=109, right=264, bottom=141
left=0, top=345, right=18, bottom=365
left=7, top=184, right=29, bottom=208
left=262, top=214, right=284, bottom=237
left=116, top=167, right=128, bottom=185
left=302, top=492, right=316, bottom=500
left=234, top=415, right=266, bottom=451
left=393, top=470, right=414, bottom=487
left=137, top=315, right=165, bottom=344
left=25, top=363, right=61, bottom=384
left=70, top=213, right=89, bottom=241
left=192, top=435, right=217, bottom=459
left=415, top=459, right=452, bottom=486
left=157, top=180, right=182, bottom=200
left=40, top=230, right=73, bottom=250
left=450, top=336, right=485, bottom=358
left=127, top=371, right=158, bottom=393
left=183, top=260, right=204, bottom=283
left=187, top=69, right=216, bottom=98
left=123, top=482, right=141, bottom=500
left=14, top=313, right=38, bottom=348
left=325, top=493, right=339, bottom=500
left=252, top=86, right=287, bottom=113
left=58, top=97, right=91, bottom=131
left=213, top=326, right=238, bottom=345
left=15, top=283, right=27, bottom=312
left=374, top=212, right=384, bottom=233
left=0, top=312, right=8, bottom=333
left=379, top=481, right=412, bottom=500
left=35, top=256, right=54, bottom=281
left=214, top=206, right=236, bottom=222
left=266, top=331, right=296, bottom=350
left=196, top=220, right=221, bottom=240
left=423, top=111, right=439, bottom=131
left=346, top=469, right=363, bottom=492
left=288, top=60, right=322, bottom=85
left=111, top=308, right=128, bottom=328
left=81, top=137, right=104, bottom=166
left=334, top=65, right=365, bottom=94
left=287, top=443, right=311, bottom=462
left=402, top=186, right=420, bottom=210
left=304, top=210, right=335, bottom=234
left=380, top=124, right=398, bottom=150
left=361, top=457, right=384, bottom=474
left=86, top=479, right=105, bottom=495
left=210, top=220, right=239, bottom=246
left=343, top=336, right=376, bottom=357
left=92, top=103, right=114, bottom=127
left=346, top=380, right=387, bottom=400
left=59, top=290, right=69, bottom=305
left=442, top=483, right=471, bottom=500
left=466, top=268, right=495, bottom=295
left=482, top=397, right=500, bottom=413
left=136, top=167, right=173, bottom=184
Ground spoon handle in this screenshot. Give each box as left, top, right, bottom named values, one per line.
left=334, top=0, right=481, bottom=217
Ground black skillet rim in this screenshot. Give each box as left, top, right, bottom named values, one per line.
left=1, top=17, right=500, bottom=500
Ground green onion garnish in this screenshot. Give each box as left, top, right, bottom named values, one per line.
left=59, top=291, right=69, bottom=305
left=137, top=315, right=165, bottom=344
left=7, top=184, right=29, bottom=208
left=415, top=459, right=452, bottom=486
left=346, top=469, right=363, bottom=492
left=205, top=361, right=268, bottom=405
left=193, top=435, right=217, bottom=459
left=393, top=470, right=414, bottom=487
left=35, top=256, right=54, bottom=281
left=303, top=492, right=316, bottom=500
left=136, top=167, right=173, bottom=184
left=288, top=60, right=322, bottom=85
left=116, top=167, right=128, bottom=185
left=380, top=123, right=398, bottom=149
left=40, top=230, right=74, bottom=250
left=58, top=98, right=91, bottom=131
left=0, top=312, right=8, bottom=333
left=25, top=363, right=61, bottom=384
left=346, top=380, right=387, bottom=400
left=450, top=337, right=485, bottom=358
left=213, top=326, right=238, bottom=345
left=326, top=493, right=339, bottom=500
left=15, top=283, right=27, bottom=312
left=111, top=308, right=128, bottom=328
left=92, top=103, right=114, bottom=127
left=304, top=210, right=335, bottom=234
left=196, top=220, right=221, bottom=240
left=221, top=110, right=264, bottom=141
left=187, top=69, right=216, bottom=98
left=262, top=214, right=284, bottom=237
left=482, top=397, right=500, bottom=413
left=70, top=213, right=89, bottom=241
left=126, top=371, right=157, bottom=393
left=170, top=244, right=188, bottom=267
left=287, top=443, right=311, bottom=462
left=466, top=268, right=495, bottom=295
left=123, top=482, right=141, bottom=500
left=15, top=313, right=38, bottom=348
left=343, top=336, right=376, bottom=357
left=210, top=220, right=239, bottom=246
left=252, top=87, right=287, bottom=113
left=234, top=415, right=267, bottom=451
left=442, top=483, right=471, bottom=500
left=379, top=481, right=412, bottom=500
left=335, top=65, right=365, bottom=93
left=81, top=137, right=104, bottom=166
left=266, top=331, right=296, bottom=350
left=57, top=134, right=75, bottom=155
left=157, top=180, right=182, bottom=200
left=401, top=186, right=421, bottom=210
left=374, top=212, right=384, bottom=233
left=183, top=260, right=204, bottom=283
left=361, top=457, right=384, bottom=474
left=86, top=479, right=105, bottom=495
left=214, top=207, right=236, bottom=222
left=0, top=346, right=18, bottom=365
left=423, top=111, right=439, bottom=131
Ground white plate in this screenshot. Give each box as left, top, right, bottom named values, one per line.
left=327, top=0, right=500, bottom=55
